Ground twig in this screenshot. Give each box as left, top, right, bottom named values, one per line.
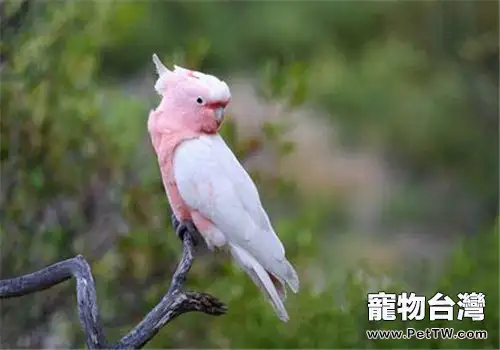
left=0, top=225, right=227, bottom=349
left=111, top=231, right=226, bottom=349
left=0, top=255, right=108, bottom=348
left=0, top=0, right=32, bottom=37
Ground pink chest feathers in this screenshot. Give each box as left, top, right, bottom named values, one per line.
left=150, top=131, right=194, bottom=221
left=149, top=129, right=227, bottom=248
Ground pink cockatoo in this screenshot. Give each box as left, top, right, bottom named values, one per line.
left=147, top=54, right=299, bottom=322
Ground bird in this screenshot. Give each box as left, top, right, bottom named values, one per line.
left=147, top=53, right=299, bottom=322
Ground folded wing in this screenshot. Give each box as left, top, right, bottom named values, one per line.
left=173, top=134, right=299, bottom=292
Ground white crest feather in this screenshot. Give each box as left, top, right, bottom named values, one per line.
left=173, top=65, right=192, bottom=75
left=152, top=53, right=170, bottom=76
left=171, top=63, right=231, bottom=101
left=152, top=53, right=173, bottom=94
left=152, top=53, right=231, bottom=101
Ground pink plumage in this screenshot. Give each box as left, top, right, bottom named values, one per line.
left=148, top=54, right=299, bottom=322
left=148, top=55, right=230, bottom=221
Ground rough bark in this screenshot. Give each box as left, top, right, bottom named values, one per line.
left=0, top=221, right=227, bottom=349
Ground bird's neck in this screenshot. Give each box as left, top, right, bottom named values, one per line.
left=148, top=109, right=199, bottom=161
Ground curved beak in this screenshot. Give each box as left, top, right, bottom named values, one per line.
left=214, top=107, right=225, bottom=124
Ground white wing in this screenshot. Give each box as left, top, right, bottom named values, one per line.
left=174, top=134, right=300, bottom=322
left=173, top=134, right=286, bottom=264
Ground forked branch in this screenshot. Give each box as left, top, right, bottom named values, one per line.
left=0, top=224, right=227, bottom=349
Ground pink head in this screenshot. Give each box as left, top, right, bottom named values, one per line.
left=151, top=54, right=231, bottom=134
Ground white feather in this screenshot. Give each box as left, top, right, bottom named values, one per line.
left=152, top=53, right=170, bottom=76
left=152, top=54, right=174, bottom=95
left=229, top=244, right=289, bottom=322
left=173, top=135, right=300, bottom=297
left=152, top=54, right=230, bottom=101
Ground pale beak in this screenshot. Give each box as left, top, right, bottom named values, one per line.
left=214, top=107, right=225, bottom=124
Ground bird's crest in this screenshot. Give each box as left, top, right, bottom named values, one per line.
left=152, top=53, right=231, bottom=102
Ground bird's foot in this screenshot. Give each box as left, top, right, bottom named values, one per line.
left=172, top=214, right=207, bottom=249
left=173, top=216, right=196, bottom=242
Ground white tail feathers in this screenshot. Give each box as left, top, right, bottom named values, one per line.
left=230, top=244, right=298, bottom=322
left=283, top=259, right=300, bottom=293
left=269, top=273, right=287, bottom=302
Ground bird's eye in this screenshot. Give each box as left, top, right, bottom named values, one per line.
left=196, top=97, right=204, bottom=105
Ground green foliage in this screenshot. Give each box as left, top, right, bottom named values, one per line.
left=1, top=1, right=112, bottom=260
left=101, top=0, right=497, bottom=211
left=258, top=60, right=309, bottom=108
left=145, top=222, right=499, bottom=348
left=1, top=0, right=497, bottom=349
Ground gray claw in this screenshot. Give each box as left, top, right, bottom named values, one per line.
left=176, top=219, right=196, bottom=242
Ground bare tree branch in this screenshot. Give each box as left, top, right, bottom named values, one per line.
left=0, top=255, right=108, bottom=348
left=111, top=229, right=226, bottom=349
left=0, top=223, right=227, bottom=349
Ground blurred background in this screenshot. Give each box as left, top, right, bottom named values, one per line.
left=0, top=0, right=498, bottom=348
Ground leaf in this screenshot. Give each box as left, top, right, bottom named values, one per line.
left=263, top=121, right=286, bottom=142
left=290, top=79, right=308, bottom=107
left=278, top=140, right=295, bottom=157
left=186, top=37, right=211, bottom=69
